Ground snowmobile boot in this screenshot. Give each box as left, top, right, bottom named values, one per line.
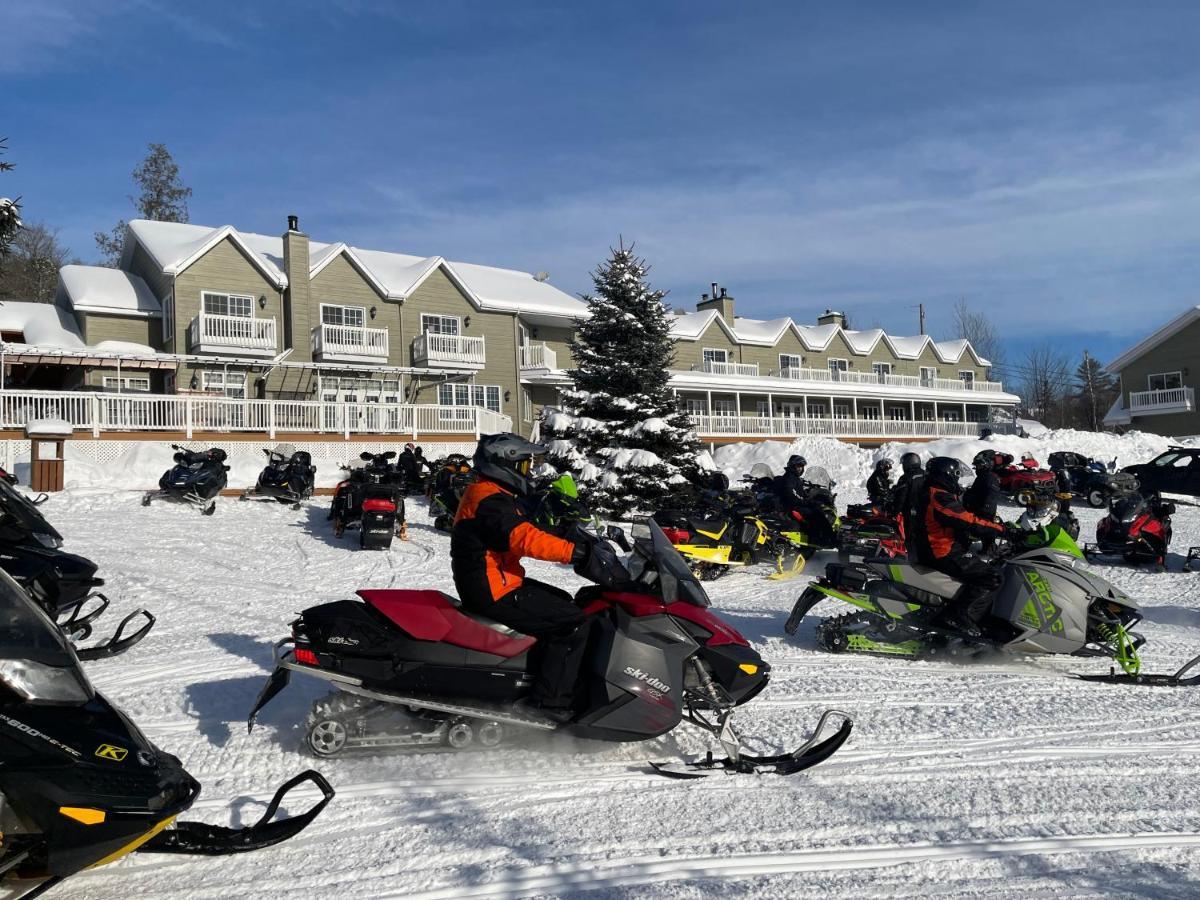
left=513, top=697, right=574, bottom=724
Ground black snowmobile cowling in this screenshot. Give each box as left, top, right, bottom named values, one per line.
left=0, top=569, right=334, bottom=896
left=243, top=448, right=316, bottom=508
left=143, top=445, right=230, bottom=515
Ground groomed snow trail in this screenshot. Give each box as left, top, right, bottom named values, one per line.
left=34, top=461, right=1200, bottom=898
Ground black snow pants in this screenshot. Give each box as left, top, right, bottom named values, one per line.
left=934, top=548, right=1003, bottom=625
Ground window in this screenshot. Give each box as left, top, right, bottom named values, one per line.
left=422, top=314, right=460, bottom=336
left=321, top=304, right=365, bottom=328
left=1148, top=372, right=1183, bottom=391
left=756, top=400, right=771, bottom=418
left=920, top=366, right=937, bottom=384
left=439, top=383, right=502, bottom=413
left=862, top=405, right=881, bottom=420
left=712, top=399, right=737, bottom=416
left=779, top=353, right=802, bottom=374
left=683, top=398, right=707, bottom=415
left=777, top=402, right=805, bottom=418
left=942, top=410, right=962, bottom=422
left=807, top=403, right=828, bottom=418
left=828, top=358, right=848, bottom=381
left=888, top=406, right=906, bottom=421
left=833, top=403, right=851, bottom=420
left=202, top=291, right=253, bottom=318
left=101, top=376, right=151, bottom=392
left=522, top=389, right=533, bottom=422
left=202, top=370, right=247, bottom=399
left=702, top=348, right=729, bottom=364
left=163, top=290, right=175, bottom=343
left=959, top=370, right=975, bottom=387
left=967, top=409, right=982, bottom=422
left=871, top=362, right=892, bottom=383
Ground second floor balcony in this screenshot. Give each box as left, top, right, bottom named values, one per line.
left=1128, top=386, right=1195, bottom=416
left=520, top=342, right=559, bottom=370
left=411, top=332, right=486, bottom=368
left=188, top=313, right=277, bottom=356
left=311, top=323, right=389, bottom=364
left=691, top=360, right=760, bottom=377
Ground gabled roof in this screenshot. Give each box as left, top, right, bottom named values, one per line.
left=120, top=220, right=585, bottom=319
left=58, top=265, right=162, bottom=318
left=669, top=310, right=990, bottom=365
left=1107, top=306, right=1200, bottom=372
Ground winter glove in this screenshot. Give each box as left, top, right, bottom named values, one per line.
left=573, top=537, right=629, bottom=587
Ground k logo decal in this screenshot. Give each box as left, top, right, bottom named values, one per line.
left=95, top=744, right=128, bottom=761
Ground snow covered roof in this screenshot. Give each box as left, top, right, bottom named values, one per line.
left=59, top=265, right=161, bottom=318
left=0, top=301, right=86, bottom=348
left=1106, top=305, right=1200, bottom=373
left=670, top=309, right=989, bottom=366
left=120, top=220, right=586, bottom=319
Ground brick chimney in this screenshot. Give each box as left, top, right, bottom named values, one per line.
left=817, top=309, right=846, bottom=328
left=282, top=214, right=312, bottom=361
left=697, top=283, right=735, bottom=325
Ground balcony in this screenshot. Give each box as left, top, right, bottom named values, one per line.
left=187, top=313, right=277, bottom=356
left=691, top=361, right=760, bottom=377
left=311, top=323, right=389, bottom=364
left=1128, top=386, right=1195, bottom=416
left=411, top=332, right=486, bottom=369
left=520, top=342, right=559, bottom=370
left=689, top=414, right=1007, bottom=441
left=773, top=367, right=1003, bottom=392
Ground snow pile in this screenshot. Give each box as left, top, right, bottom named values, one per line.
left=26, top=418, right=73, bottom=437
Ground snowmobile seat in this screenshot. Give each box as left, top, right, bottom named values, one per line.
left=290, top=451, right=313, bottom=468
left=689, top=517, right=730, bottom=536
left=885, top=562, right=963, bottom=598
left=357, top=589, right=536, bottom=658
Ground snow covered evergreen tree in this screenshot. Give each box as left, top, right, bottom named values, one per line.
left=541, top=242, right=699, bottom=517
left=0, top=138, right=20, bottom=258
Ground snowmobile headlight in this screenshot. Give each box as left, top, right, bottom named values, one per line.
left=34, top=532, right=61, bottom=550
left=0, top=658, right=92, bottom=704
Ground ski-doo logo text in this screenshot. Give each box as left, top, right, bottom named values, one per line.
left=623, top=666, right=671, bottom=693
left=328, top=636, right=359, bottom=646
left=95, top=744, right=128, bottom=761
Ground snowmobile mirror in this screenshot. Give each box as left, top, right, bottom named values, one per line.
left=31, top=493, right=49, bottom=506
left=359, top=452, right=374, bottom=462
left=381, top=451, right=397, bottom=460
left=605, top=525, right=631, bottom=552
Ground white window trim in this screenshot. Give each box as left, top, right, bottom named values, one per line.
left=920, top=366, right=938, bottom=382
left=202, top=290, right=255, bottom=318
left=163, top=290, right=175, bottom=343
left=827, top=358, right=849, bottom=370
left=958, top=370, right=975, bottom=381
left=439, top=383, right=503, bottom=413
left=102, top=376, right=151, bottom=392
left=871, top=361, right=892, bottom=374
left=684, top=398, right=707, bottom=414
left=1147, top=371, right=1183, bottom=391
left=202, top=370, right=248, bottom=398
left=711, top=398, right=737, bottom=416
left=779, top=353, right=803, bottom=371
left=320, top=303, right=366, bottom=328
left=421, top=313, right=462, bottom=335
left=702, top=348, right=730, bottom=363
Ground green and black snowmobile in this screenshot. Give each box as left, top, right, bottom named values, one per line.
left=0, top=568, right=335, bottom=897
left=785, top=517, right=1199, bottom=686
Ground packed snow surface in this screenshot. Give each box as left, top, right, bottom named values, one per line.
left=39, top=429, right=1200, bottom=898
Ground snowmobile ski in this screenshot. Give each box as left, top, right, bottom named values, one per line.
left=1075, top=652, right=1200, bottom=687
left=1185, top=547, right=1200, bottom=573
left=55, top=592, right=110, bottom=638
left=649, top=709, right=852, bottom=778
left=73, top=608, right=155, bottom=660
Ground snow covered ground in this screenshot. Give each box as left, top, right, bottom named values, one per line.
left=33, top=430, right=1200, bottom=898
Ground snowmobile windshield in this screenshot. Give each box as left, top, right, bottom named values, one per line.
left=0, top=479, right=61, bottom=547
left=1112, top=495, right=1144, bottom=524
left=805, top=467, right=834, bottom=490
left=0, top=569, right=93, bottom=704
left=749, top=463, right=774, bottom=479
left=550, top=473, right=578, bottom=499
left=646, top=519, right=711, bottom=608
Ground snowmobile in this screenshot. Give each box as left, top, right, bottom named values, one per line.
left=0, top=568, right=334, bottom=898
left=1083, top=490, right=1187, bottom=570
left=242, top=447, right=316, bottom=508
left=785, top=519, right=1200, bottom=686
left=1047, top=451, right=1137, bottom=509
left=0, top=478, right=153, bottom=660
left=653, top=503, right=810, bottom=581
left=428, top=453, right=472, bottom=532
left=522, top=473, right=599, bottom=537
left=248, top=519, right=852, bottom=778
left=142, top=445, right=229, bottom=515
left=838, top=503, right=904, bottom=559
left=330, top=451, right=407, bottom=549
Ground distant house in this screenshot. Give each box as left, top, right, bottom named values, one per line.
left=1104, top=305, right=1200, bottom=438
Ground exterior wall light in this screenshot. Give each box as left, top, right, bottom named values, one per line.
left=504, top=390, right=511, bottom=402
left=258, top=295, right=267, bottom=309
left=369, top=306, right=377, bottom=319
left=464, top=315, right=471, bottom=329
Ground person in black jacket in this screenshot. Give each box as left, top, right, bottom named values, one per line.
left=777, top=455, right=837, bottom=545
left=964, top=450, right=1003, bottom=552
left=866, top=459, right=893, bottom=508
left=887, top=451, right=924, bottom=522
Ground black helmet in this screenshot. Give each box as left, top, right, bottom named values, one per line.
left=900, top=452, right=921, bottom=476
left=787, top=454, right=807, bottom=474
left=926, top=457, right=964, bottom=492
left=972, top=449, right=997, bottom=473
left=472, top=432, right=546, bottom=496
left=875, top=459, right=892, bottom=473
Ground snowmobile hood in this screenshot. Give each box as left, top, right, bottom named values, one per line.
left=629, top=519, right=712, bottom=608
left=0, top=567, right=94, bottom=696
left=0, top=479, right=61, bottom=547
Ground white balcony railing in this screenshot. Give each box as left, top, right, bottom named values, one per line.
left=770, top=367, right=1002, bottom=392
left=411, top=332, right=486, bottom=368
left=689, top=414, right=1006, bottom=440
left=187, top=313, right=277, bottom=353
left=311, top=323, right=389, bottom=361
left=0, top=390, right=512, bottom=439
left=692, top=361, right=760, bottom=376
left=1128, top=386, right=1195, bottom=415
left=520, top=342, right=558, bottom=370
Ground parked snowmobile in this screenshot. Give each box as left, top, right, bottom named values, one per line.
left=142, top=445, right=229, bottom=515
left=838, top=503, right=904, bottom=559
left=785, top=521, right=1200, bottom=686
left=522, top=473, right=598, bottom=537
left=242, top=447, right=316, bottom=508
left=653, top=501, right=810, bottom=581
left=428, top=453, right=472, bottom=532
left=0, top=569, right=334, bottom=897
left=249, top=519, right=852, bottom=778
left=330, top=451, right=407, bottom=549
left=0, top=478, right=153, bottom=660
left=1085, top=490, right=1180, bottom=569
left=1048, top=451, right=1137, bottom=509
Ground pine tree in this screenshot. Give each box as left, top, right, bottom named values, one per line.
left=95, top=143, right=192, bottom=265
left=0, top=138, right=20, bottom=258
left=1074, top=350, right=1118, bottom=431
left=541, top=242, right=699, bottom=517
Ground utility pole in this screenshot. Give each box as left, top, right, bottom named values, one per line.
left=919, top=303, right=925, bottom=335
left=1084, top=349, right=1098, bottom=431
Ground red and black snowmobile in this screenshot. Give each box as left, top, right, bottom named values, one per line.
left=994, top=453, right=1057, bottom=506
left=1085, top=491, right=1179, bottom=569
left=838, top=503, right=905, bottom=559
left=248, top=520, right=851, bottom=778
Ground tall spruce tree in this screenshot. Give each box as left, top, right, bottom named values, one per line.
left=95, top=143, right=192, bottom=265
left=1074, top=350, right=1118, bottom=431
left=0, top=138, right=20, bottom=257
left=541, top=242, right=698, bottom=517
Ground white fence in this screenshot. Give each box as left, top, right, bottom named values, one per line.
left=311, top=324, right=390, bottom=360
left=689, top=414, right=1005, bottom=439
left=773, top=367, right=1003, bottom=392
left=412, top=333, right=487, bottom=367
left=1128, top=386, right=1195, bottom=414
left=188, top=313, right=277, bottom=352
left=0, top=390, right=512, bottom=439
left=520, top=343, right=558, bottom=370
left=691, top=361, right=761, bottom=377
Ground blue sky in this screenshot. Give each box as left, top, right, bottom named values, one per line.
left=4, top=1, right=1200, bottom=374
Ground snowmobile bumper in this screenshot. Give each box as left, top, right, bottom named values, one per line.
left=1076, top=652, right=1200, bottom=687
left=74, top=609, right=155, bottom=661
left=138, top=770, right=335, bottom=856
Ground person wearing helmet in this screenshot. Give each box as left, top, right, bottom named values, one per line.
left=963, top=451, right=1003, bottom=552
left=775, top=454, right=834, bottom=543
left=911, top=457, right=1005, bottom=636
left=452, top=433, right=620, bottom=722
left=866, top=459, right=893, bottom=508
left=397, top=442, right=421, bottom=491
left=885, top=451, right=923, bottom=520
left=1020, top=452, right=1039, bottom=470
